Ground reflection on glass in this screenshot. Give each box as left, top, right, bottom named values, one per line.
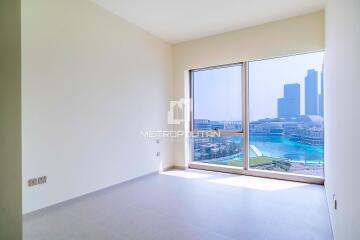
left=249, top=52, right=324, bottom=177
left=192, top=136, right=244, bottom=167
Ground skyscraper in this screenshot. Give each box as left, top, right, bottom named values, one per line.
left=277, top=83, right=300, bottom=118
left=305, top=69, right=318, bottom=115
left=277, top=98, right=286, bottom=118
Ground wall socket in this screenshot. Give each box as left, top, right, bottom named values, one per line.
left=38, top=176, right=47, bottom=184
left=28, top=176, right=47, bottom=187
left=28, top=178, right=38, bottom=187
left=333, top=194, right=338, bottom=210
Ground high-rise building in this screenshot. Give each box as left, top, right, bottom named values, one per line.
left=277, top=98, right=286, bottom=118
left=277, top=83, right=300, bottom=118
left=319, top=66, right=324, bottom=116
left=305, top=69, right=318, bottom=115
left=285, top=84, right=301, bottom=117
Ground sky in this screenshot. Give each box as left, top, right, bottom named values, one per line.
left=193, top=64, right=243, bottom=121
left=193, top=52, right=324, bottom=122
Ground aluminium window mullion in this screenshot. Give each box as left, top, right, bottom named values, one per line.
left=243, top=62, right=250, bottom=170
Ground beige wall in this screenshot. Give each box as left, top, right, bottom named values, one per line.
left=22, top=0, right=173, bottom=213
left=173, top=11, right=325, bottom=167
left=0, top=0, right=22, bottom=239
left=325, top=0, right=360, bottom=239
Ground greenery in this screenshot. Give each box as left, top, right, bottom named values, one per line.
left=224, top=160, right=243, bottom=167
left=272, top=159, right=291, bottom=171
left=250, top=156, right=278, bottom=166
left=210, top=156, right=278, bottom=167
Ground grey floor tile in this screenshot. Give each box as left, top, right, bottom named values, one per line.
left=23, top=170, right=333, bottom=240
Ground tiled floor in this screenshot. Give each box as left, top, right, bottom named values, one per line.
left=23, top=169, right=333, bottom=240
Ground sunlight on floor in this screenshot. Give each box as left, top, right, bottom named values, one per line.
left=160, top=170, right=213, bottom=179
left=207, top=175, right=308, bottom=191
left=161, top=170, right=308, bottom=191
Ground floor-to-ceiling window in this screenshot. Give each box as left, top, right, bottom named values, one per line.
left=190, top=52, right=324, bottom=181
left=249, top=52, right=324, bottom=177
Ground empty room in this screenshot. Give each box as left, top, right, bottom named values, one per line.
left=1, top=0, right=360, bottom=239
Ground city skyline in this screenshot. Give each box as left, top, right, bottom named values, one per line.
left=277, top=68, right=324, bottom=119
left=249, top=52, right=324, bottom=121
left=192, top=52, right=324, bottom=122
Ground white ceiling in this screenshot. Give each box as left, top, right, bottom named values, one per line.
left=92, top=0, right=326, bottom=43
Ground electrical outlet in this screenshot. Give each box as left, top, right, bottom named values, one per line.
left=28, top=176, right=47, bottom=187
left=333, top=194, right=338, bottom=210
left=38, top=176, right=47, bottom=184
left=28, top=178, right=38, bottom=187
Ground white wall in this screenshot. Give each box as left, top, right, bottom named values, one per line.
left=22, top=0, right=173, bottom=213
left=173, top=11, right=325, bottom=167
left=325, top=0, right=360, bottom=239
left=0, top=0, right=22, bottom=238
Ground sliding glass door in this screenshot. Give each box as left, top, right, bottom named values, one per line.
left=190, top=52, right=324, bottom=181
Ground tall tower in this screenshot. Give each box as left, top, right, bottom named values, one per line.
left=284, top=83, right=300, bottom=117
left=277, top=83, right=300, bottom=118
left=277, top=98, right=286, bottom=118
left=305, top=69, right=318, bottom=115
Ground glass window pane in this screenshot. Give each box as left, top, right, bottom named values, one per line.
left=192, top=65, right=243, bottom=131
left=249, top=52, right=324, bottom=177
left=192, top=136, right=244, bottom=167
